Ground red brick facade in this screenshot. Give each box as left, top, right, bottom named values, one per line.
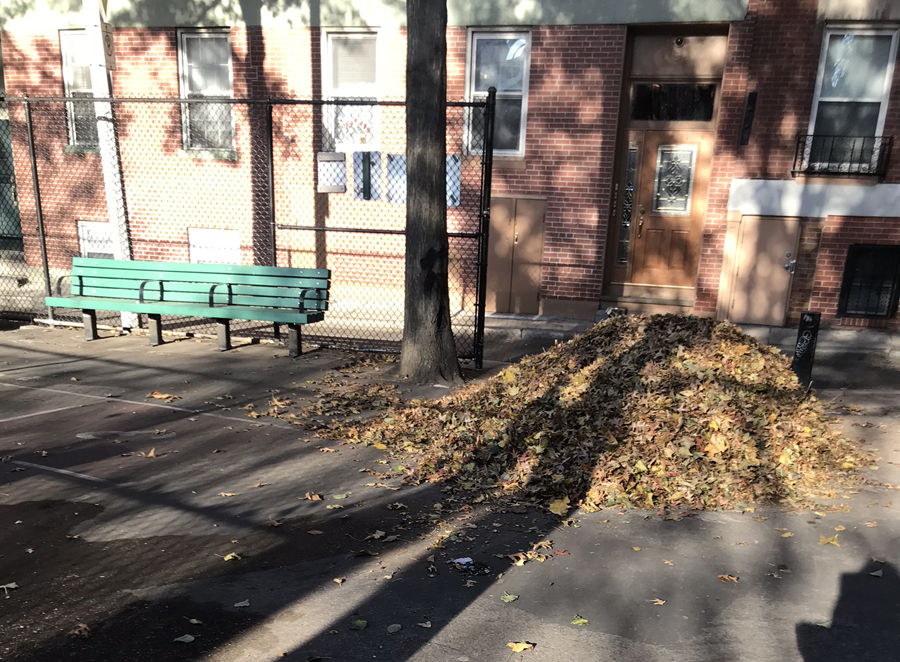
left=2, top=0, right=900, bottom=329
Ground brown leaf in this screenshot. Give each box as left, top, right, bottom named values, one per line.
left=718, top=574, right=739, bottom=583
left=147, top=391, right=180, bottom=402
left=333, top=577, right=346, bottom=585
left=303, top=492, right=324, bottom=501
left=252, top=483, right=269, bottom=489
left=507, top=642, right=534, bottom=652
left=651, top=598, right=667, bottom=605
left=218, top=492, right=238, bottom=497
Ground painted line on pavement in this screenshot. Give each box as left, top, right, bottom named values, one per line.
left=11, top=460, right=110, bottom=484
left=0, top=402, right=98, bottom=424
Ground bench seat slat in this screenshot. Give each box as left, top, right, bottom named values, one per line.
left=46, top=296, right=325, bottom=325
left=74, top=257, right=329, bottom=280
left=73, top=268, right=329, bottom=290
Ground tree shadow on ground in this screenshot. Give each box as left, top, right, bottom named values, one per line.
left=796, top=560, right=900, bottom=662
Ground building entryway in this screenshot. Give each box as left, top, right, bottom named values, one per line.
left=603, top=31, right=727, bottom=312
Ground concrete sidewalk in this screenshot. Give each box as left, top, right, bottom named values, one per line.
left=0, top=324, right=898, bottom=662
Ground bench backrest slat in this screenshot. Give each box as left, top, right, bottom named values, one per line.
left=74, top=257, right=329, bottom=280
left=79, top=285, right=328, bottom=311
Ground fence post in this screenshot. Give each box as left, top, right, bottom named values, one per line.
left=23, top=98, right=52, bottom=309
left=474, top=86, right=496, bottom=370
left=266, top=101, right=277, bottom=267
left=791, top=311, right=820, bottom=389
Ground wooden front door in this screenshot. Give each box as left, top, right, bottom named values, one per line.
left=628, top=130, right=713, bottom=287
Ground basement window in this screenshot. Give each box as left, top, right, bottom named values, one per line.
left=837, top=244, right=900, bottom=318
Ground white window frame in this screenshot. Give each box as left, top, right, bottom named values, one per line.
left=177, top=28, right=235, bottom=152
left=322, top=30, right=380, bottom=152
left=77, top=220, right=115, bottom=259
left=465, top=29, right=532, bottom=157
left=59, top=29, right=98, bottom=147
left=808, top=25, right=900, bottom=138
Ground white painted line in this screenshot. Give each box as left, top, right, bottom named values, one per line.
left=11, top=460, right=110, bottom=483
left=0, top=381, right=295, bottom=429
left=0, top=402, right=96, bottom=424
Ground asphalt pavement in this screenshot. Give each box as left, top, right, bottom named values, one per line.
left=0, top=323, right=898, bottom=662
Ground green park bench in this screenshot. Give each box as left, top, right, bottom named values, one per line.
left=45, top=258, right=330, bottom=356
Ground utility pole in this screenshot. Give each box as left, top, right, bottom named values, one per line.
left=82, top=0, right=133, bottom=329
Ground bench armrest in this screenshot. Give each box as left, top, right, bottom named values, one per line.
left=139, top=280, right=165, bottom=303
left=298, top=288, right=316, bottom=311
left=209, top=283, right=233, bottom=307
left=55, top=274, right=81, bottom=296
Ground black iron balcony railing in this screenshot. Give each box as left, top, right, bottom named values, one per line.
left=792, top=134, right=893, bottom=177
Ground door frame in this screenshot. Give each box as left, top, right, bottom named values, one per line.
left=603, top=24, right=729, bottom=304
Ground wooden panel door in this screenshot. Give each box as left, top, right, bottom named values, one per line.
left=728, top=217, right=801, bottom=326
left=486, top=197, right=515, bottom=313
left=630, top=130, right=713, bottom=287
left=509, top=198, right=545, bottom=315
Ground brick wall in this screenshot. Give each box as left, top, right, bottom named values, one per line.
left=808, top=216, right=900, bottom=329
left=785, top=218, right=824, bottom=325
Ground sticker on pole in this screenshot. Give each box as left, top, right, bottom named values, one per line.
left=100, top=21, right=116, bottom=71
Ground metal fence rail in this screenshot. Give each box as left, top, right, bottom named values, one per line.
left=0, top=94, right=495, bottom=365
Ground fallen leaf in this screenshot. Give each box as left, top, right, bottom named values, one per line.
left=507, top=642, right=534, bottom=653
left=318, top=447, right=337, bottom=453
left=718, top=574, right=739, bottom=583
left=819, top=535, right=840, bottom=547
left=866, top=521, right=879, bottom=527
left=334, top=577, right=346, bottom=586
left=651, top=598, right=667, bottom=605
left=222, top=552, right=241, bottom=561
left=349, top=619, right=367, bottom=631
left=0, top=582, right=19, bottom=595
left=387, top=624, right=402, bottom=634
left=173, top=635, right=195, bottom=643
left=147, top=391, right=180, bottom=402
left=417, top=621, right=432, bottom=628
left=373, top=443, right=388, bottom=450
left=386, top=502, right=407, bottom=510
left=834, top=525, right=846, bottom=531
left=307, top=530, right=324, bottom=535
left=501, top=591, right=519, bottom=603
left=67, top=623, right=90, bottom=638
left=553, top=550, right=570, bottom=556
left=234, top=599, right=250, bottom=608
left=332, top=493, right=350, bottom=500
left=781, top=532, right=794, bottom=538
left=140, top=448, right=158, bottom=458
left=571, top=614, right=589, bottom=626
left=753, top=516, right=768, bottom=522
left=252, top=483, right=269, bottom=488
left=664, top=560, right=675, bottom=566
left=218, top=492, right=238, bottom=497
left=532, top=540, right=553, bottom=550
left=632, top=547, right=642, bottom=552
left=548, top=497, right=569, bottom=516
left=185, top=618, right=203, bottom=625
left=870, top=569, right=884, bottom=578
left=304, top=492, right=324, bottom=501
left=269, top=519, right=283, bottom=527
left=326, top=504, right=344, bottom=510
left=365, top=482, right=400, bottom=490
left=364, top=530, right=386, bottom=541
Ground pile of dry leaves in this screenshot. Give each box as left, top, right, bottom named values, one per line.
left=360, top=315, right=870, bottom=510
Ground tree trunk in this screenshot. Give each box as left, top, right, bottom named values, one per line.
left=399, top=0, right=462, bottom=384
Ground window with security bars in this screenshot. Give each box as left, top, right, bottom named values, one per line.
left=838, top=245, right=900, bottom=318
left=178, top=30, right=234, bottom=151
left=324, top=32, right=379, bottom=151
left=59, top=30, right=98, bottom=148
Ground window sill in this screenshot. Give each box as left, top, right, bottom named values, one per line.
left=178, top=148, right=238, bottom=161
left=494, top=156, right=527, bottom=171
left=64, top=144, right=100, bottom=155
left=793, top=173, right=881, bottom=187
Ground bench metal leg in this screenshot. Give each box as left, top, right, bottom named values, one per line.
left=148, top=314, right=163, bottom=346
left=216, top=319, right=232, bottom=351
left=273, top=323, right=281, bottom=340
left=82, top=309, right=98, bottom=341
left=288, top=324, right=302, bottom=357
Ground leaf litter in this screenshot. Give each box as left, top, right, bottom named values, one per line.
left=355, top=315, right=870, bottom=511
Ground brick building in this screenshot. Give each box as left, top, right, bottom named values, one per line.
left=1, top=0, right=899, bottom=331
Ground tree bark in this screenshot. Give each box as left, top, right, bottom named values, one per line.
left=399, top=0, right=462, bottom=384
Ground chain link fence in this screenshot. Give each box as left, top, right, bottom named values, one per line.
left=0, top=94, right=495, bottom=364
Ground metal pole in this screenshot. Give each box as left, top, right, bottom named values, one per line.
left=265, top=101, right=277, bottom=267
left=473, top=87, right=496, bottom=369
left=23, top=99, right=52, bottom=301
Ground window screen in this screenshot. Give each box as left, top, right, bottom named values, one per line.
left=838, top=244, right=900, bottom=318
left=60, top=30, right=99, bottom=147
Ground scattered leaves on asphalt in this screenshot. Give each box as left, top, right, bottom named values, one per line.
left=507, top=642, right=534, bottom=653
left=147, top=391, right=181, bottom=402
left=349, top=620, right=367, bottom=630
left=819, top=535, right=840, bottom=547
left=718, top=574, right=739, bottom=583
left=501, top=591, right=519, bottom=603
left=571, top=614, right=589, bottom=626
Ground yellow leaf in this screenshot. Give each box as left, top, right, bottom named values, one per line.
left=247, top=411, right=261, bottom=419
left=718, top=574, right=739, bottom=583
left=222, top=552, right=241, bottom=561
left=632, top=546, right=642, bottom=552
left=147, top=391, right=180, bottom=402
left=333, top=577, right=346, bottom=585
left=781, top=532, right=794, bottom=538
left=507, top=642, right=534, bottom=653
left=252, top=483, right=269, bottom=488
left=651, top=598, right=667, bottom=605
left=374, top=443, right=388, bottom=450
left=834, top=525, right=846, bottom=532
left=548, top=497, right=569, bottom=516
left=140, top=448, right=157, bottom=458
left=218, top=492, right=238, bottom=497
left=819, top=535, right=840, bottom=547
left=634, top=460, right=648, bottom=473
left=571, top=614, right=589, bottom=626
left=664, top=560, right=674, bottom=566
